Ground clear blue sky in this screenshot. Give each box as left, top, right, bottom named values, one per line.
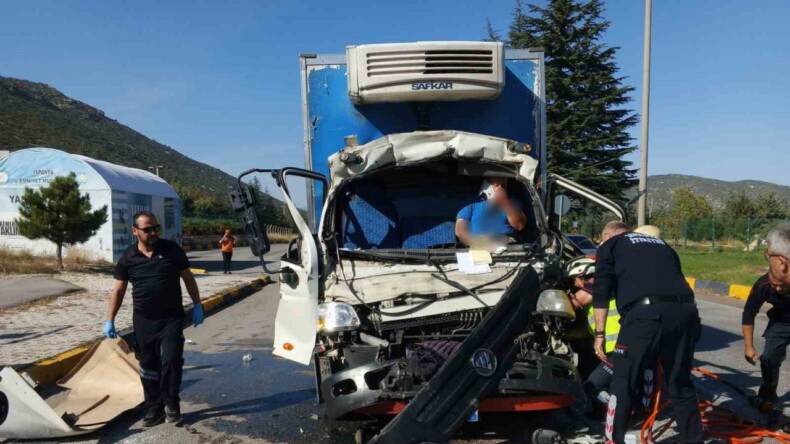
left=2, top=0, right=788, bottom=206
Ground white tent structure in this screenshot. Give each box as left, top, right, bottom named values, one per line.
left=0, top=147, right=181, bottom=262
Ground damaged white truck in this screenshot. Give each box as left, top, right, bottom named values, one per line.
left=232, top=41, right=625, bottom=443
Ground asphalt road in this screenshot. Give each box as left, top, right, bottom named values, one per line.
left=186, top=243, right=288, bottom=276
left=0, top=243, right=284, bottom=309
left=21, top=278, right=790, bottom=444
left=0, top=277, right=83, bottom=308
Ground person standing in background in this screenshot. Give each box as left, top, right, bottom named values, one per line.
left=219, top=229, right=235, bottom=274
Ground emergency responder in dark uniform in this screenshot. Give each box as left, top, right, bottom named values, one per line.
left=592, top=221, right=703, bottom=444
left=103, top=211, right=205, bottom=427
left=742, top=223, right=790, bottom=418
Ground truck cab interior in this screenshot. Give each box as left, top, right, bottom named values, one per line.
left=332, top=159, right=540, bottom=251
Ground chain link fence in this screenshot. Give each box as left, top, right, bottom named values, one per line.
left=653, top=217, right=789, bottom=251
left=559, top=214, right=790, bottom=252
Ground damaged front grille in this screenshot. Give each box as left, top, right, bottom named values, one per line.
left=378, top=309, right=486, bottom=339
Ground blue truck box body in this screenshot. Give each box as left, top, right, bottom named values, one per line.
left=300, top=48, right=546, bottom=226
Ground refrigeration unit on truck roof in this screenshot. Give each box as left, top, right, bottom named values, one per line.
left=346, top=41, right=506, bottom=104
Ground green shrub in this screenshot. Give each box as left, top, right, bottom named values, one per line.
left=183, top=217, right=243, bottom=237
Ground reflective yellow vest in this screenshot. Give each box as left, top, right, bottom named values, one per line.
left=585, top=299, right=620, bottom=354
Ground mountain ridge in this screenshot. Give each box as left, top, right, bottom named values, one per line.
left=0, top=75, right=238, bottom=196
left=2, top=75, right=787, bottom=218
left=638, top=174, right=790, bottom=212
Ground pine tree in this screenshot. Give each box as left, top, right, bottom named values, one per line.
left=506, top=0, right=638, bottom=200
left=248, top=177, right=285, bottom=226
left=15, top=173, right=108, bottom=270
left=722, top=191, right=756, bottom=219
left=485, top=18, right=502, bottom=42
left=754, top=192, right=789, bottom=219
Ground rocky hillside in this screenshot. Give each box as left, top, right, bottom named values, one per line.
left=636, top=174, right=790, bottom=211
left=0, top=76, right=237, bottom=197
left=0, top=76, right=299, bottom=225
left=4, top=76, right=786, bottom=220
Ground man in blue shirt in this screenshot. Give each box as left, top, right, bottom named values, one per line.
left=455, top=178, right=526, bottom=246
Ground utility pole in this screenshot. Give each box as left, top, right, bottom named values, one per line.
left=637, top=0, right=652, bottom=227
left=148, top=165, right=164, bottom=177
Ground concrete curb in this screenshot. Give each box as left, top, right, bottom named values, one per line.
left=18, top=276, right=272, bottom=387
left=686, top=277, right=752, bottom=300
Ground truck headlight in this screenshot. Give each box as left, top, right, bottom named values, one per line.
left=317, top=302, right=360, bottom=332
left=536, top=289, right=576, bottom=320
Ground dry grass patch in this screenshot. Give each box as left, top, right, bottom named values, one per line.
left=269, top=233, right=297, bottom=243
left=0, top=245, right=58, bottom=274
left=0, top=245, right=113, bottom=275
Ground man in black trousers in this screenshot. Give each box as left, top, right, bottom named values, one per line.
left=103, top=211, right=205, bottom=427
left=592, top=221, right=703, bottom=444
left=742, top=223, right=790, bottom=421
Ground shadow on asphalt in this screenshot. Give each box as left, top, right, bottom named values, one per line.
left=697, top=362, right=790, bottom=414
left=695, top=323, right=743, bottom=353
left=182, top=388, right=315, bottom=421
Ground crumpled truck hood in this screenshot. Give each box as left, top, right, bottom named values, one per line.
left=326, top=130, right=538, bottom=197
left=325, top=260, right=525, bottom=305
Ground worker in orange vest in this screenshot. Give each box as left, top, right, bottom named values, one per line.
left=219, top=229, right=236, bottom=274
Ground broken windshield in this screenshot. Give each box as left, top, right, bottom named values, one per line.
left=326, top=160, right=543, bottom=252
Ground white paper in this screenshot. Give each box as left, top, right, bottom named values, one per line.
left=456, top=252, right=492, bottom=275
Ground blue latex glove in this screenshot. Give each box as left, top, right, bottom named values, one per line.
left=193, top=304, right=205, bottom=326
left=103, top=320, right=117, bottom=338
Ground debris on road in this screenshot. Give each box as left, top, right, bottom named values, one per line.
left=0, top=338, right=143, bottom=439
left=183, top=423, right=201, bottom=434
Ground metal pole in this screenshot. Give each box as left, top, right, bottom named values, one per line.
left=558, top=214, right=563, bottom=234
left=637, top=0, right=653, bottom=226
left=148, top=165, right=164, bottom=177
left=746, top=217, right=752, bottom=252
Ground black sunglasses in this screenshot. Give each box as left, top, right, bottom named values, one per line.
left=135, top=224, right=161, bottom=234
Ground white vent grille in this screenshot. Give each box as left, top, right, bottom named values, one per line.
left=365, top=49, right=495, bottom=77
left=347, top=42, right=505, bottom=104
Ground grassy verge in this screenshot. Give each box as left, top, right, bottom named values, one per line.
left=0, top=245, right=113, bottom=274
left=676, top=246, right=767, bottom=287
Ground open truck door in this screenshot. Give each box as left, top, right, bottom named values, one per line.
left=544, top=174, right=626, bottom=223
left=231, top=168, right=327, bottom=366
left=543, top=174, right=626, bottom=258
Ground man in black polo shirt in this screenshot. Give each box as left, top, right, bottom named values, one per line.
left=742, top=223, right=790, bottom=417
left=592, top=221, right=703, bottom=444
left=103, top=211, right=205, bottom=427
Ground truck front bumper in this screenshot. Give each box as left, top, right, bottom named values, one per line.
left=320, top=352, right=581, bottom=420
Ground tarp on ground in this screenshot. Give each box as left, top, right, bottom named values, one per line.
left=0, top=338, right=143, bottom=439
